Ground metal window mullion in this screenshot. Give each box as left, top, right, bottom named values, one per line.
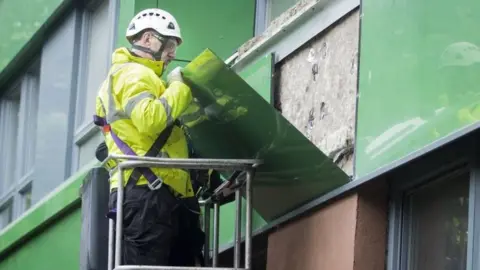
left=107, top=0, right=119, bottom=65
left=468, top=166, right=480, bottom=270
left=402, top=197, right=416, bottom=270
left=0, top=103, right=6, bottom=194
left=71, top=10, right=92, bottom=174
left=16, top=76, right=31, bottom=180
left=23, top=74, right=39, bottom=174
left=265, top=0, right=273, bottom=25
left=387, top=191, right=403, bottom=270
left=84, top=1, right=110, bottom=124
left=387, top=186, right=423, bottom=270
left=1, top=100, right=19, bottom=191
left=74, top=10, right=92, bottom=129
left=12, top=77, right=35, bottom=219
left=254, top=0, right=268, bottom=36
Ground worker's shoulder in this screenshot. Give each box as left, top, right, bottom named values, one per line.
left=115, top=62, right=155, bottom=77
left=115, top=63, right=160, bottom=85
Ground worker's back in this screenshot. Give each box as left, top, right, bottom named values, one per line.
left=95, top=47, right=194, bottom=197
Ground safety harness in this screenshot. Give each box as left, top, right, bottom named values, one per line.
left=95, top=62, right=206, bottom=220
left=93, top=62, right=177, bottom=191
left=93, top=115, right=177, bottom=191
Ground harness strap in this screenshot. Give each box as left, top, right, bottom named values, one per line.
left=93, top=62, right=177, bottom=191
left=94, top=115, right=176, bottom=190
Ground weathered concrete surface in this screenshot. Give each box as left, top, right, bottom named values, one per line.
left=277, top=11, right=359, bottom=176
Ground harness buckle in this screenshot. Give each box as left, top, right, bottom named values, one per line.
left=148, top=178, right=164, bottom=190
left=102, top=124, right=111, bottom=133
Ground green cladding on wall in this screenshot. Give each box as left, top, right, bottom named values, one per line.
left=239, top=53, right=275, bottom=104
left=0, top=0, right=65, bottom=81
left=0, top=210, right=81, bottom=270
left=356, top=0, right=480, bottom=178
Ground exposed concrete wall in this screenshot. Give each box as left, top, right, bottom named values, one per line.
left=277, top=11, right=359, bottom=176
left=237, top=0, right=359, bottom=176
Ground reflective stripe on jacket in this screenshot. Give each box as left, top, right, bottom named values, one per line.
left=95, top=47, right=195, bottom=197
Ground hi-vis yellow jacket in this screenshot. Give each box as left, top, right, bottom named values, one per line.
left=94, top=47, right=195, bottom=198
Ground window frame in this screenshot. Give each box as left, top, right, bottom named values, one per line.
left=0, top=199, right=14, bottom=230
left=71, top=0, right=118, bottom=173
left=0, top=81, right=21, bottom=196
left=0, top=61, right=40, bottom=228
left=18, top=182, right=33, bottom=214
left=255, top=0, right=268, bottom=36
left=73, top=1, right=110, bottom=138
left=235, top=0, right=359, bottom=72
left=387, top=144, right=480, bottom=270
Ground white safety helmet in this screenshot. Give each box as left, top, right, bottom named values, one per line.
left=126, top=8, right=182, bottom=45
left=439, top=42, right=480, bottom=68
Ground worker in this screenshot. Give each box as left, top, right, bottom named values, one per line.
left=93, top=8, right=204, bottom=267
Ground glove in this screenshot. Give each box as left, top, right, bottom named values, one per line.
left=167, top=67, right=184, bottom=84
left=95, top=141, right=108, bottom=162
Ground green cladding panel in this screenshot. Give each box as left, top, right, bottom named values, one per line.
left=0, top=0, right=64, bottom=73
left=182, top=49, right=349, bottom=221
left=129, top=0, right=255, bottom=78
left=238, top=53, right=274, bottom=104
left=0, top=210, right=81, bottom=270
left=356, top=0, right=480, bottom=177
left=152, top=0, right=255, bottom=61
left=131, top=0, right=255, bottom=69
left=117, top=0, right=137, bottom=48
left=214, top=54, right=274, bottom=246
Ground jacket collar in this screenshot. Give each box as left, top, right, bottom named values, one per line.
left=111, top=47, right=164, bottom=76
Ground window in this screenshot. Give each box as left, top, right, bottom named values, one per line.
left=73, top=0, right=111, bottom=170
left=266, top=0, right=301, bottom=24
left=0, top=90, right=20, bottom=195
left=254, top=0, right=302, bottom=35
left=393, top=170, right=472, bottom=270
left=76, top=0, right=110, bottom=128
left=0, top=65, right=40, bottom=228
left=0, top=203, right=13, bottom=229
left=20, top=185, right=32, bottom=212
left=15, top=73, right=39, bottom=186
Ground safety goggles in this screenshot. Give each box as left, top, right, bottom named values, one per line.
left=152, top=34, right=178, bottom=52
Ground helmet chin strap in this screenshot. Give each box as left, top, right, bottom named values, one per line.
left=132, top=41, right=167, bottom=61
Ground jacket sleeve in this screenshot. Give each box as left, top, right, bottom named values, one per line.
left=119, top=71, right=192, bottom=136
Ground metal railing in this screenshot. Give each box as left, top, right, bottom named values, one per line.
left=101, top=154, right=261, bottom=270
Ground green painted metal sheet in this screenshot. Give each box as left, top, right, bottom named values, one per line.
left=0, top=0, right=65, bottom=73
left=182, top=49, right=349, bottom=221
left=238, top=53, right=274, bottom=104
left=355, top=0, right=480, bottom=178
left=211, top=54, right=275, bottom=246
left=0, top=209, right=81, bottom=270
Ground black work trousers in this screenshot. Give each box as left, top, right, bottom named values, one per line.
left=109, top=185, right=205, bottom=266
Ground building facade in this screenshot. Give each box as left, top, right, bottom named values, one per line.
left=0, top=0, right=479, bottom=269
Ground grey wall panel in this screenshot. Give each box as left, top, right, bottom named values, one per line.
left=80, top=167, right=110, bottom=270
